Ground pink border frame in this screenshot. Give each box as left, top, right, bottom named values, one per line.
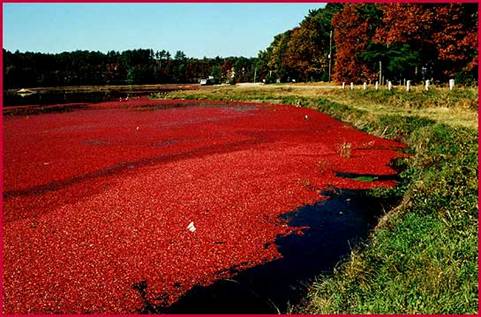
left=0, top=1, right=479, bottom=316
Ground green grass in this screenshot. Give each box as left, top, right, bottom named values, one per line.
left=352, top=175, right=378, bottom=182
left=161, top=85, right=478, bottom=314
left=303, top=121, right=478, bottom=314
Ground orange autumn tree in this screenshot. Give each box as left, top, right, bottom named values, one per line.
left=284, top=22, right=328, bottom=82
left=283, top=5, right=342, bottom=82
left=432, top=4, right=477, bottom=79
left=372, top=3, right=437, bottom=81
left=257, top=3, right=477, bottom=84
left=332, top=4, right=380, bottom=83
left=374, top=3, right=477, bottom=81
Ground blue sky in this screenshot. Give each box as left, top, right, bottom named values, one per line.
left=3, top=3, right=325, bottom=58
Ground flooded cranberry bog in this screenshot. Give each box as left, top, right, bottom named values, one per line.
left=3, top=98, right=406, bottom=313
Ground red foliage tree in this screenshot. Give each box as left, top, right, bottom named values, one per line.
left=374, top=3, right=477, bottom=80
left=374, top=4, right=435, bottom=46
left=432, top=4, right=477, bottom=78
left=332, top=4, right=378, bottom=83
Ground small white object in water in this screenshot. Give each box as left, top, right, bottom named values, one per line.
left=136, top=126, right=140, bottom=131
left=339, top=211, right=343, bottom=215
left=187, top=221, right=196, bottom=232
left=304, top=115, right=309, bottom=120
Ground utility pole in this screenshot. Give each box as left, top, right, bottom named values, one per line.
left=379, top=60, right=382, bottom=85
left=253, top=66, right=257, bottom=84
left=328, top=30, right=333, bottom=82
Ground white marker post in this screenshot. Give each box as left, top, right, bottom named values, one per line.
left=449, top=79, right=455, bottom=91
left=388, top=81, right=392, bottom=91
left=425, top=80, right=430, bottom=91
left=406, top=80, right=411, bottom=92
left=363, top=82, right=367, bottom=90
left=350, top=82, right=354, bottom=90
left=375, top=81, right=379, bottom=90
left=342, top=82, right=345, bottom=89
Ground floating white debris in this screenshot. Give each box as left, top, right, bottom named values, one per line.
left=187, top=221, right=196, bottom=232
left=304, top=115, right=309, bottom=120
left=17, top=88, right=36, bottom=96
left=136, top=126, right=140, bottom=131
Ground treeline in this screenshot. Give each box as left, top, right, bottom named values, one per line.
left=4, top=3, right=477, bottom=88
left=3, top=49, right=257, bottom=88
left=256, top=3, right=477, bottom=84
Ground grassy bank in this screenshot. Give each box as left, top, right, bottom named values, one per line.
left=161, top=84, right=478, bottom=314
left=163, top=84, right=477, bottom=129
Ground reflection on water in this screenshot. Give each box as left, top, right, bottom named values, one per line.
left=4, top=91, right=151, bottom=106
left=4, top=84, right=197, bottom=107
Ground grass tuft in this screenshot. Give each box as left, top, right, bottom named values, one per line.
left=337, top=142, right=352, bottom=158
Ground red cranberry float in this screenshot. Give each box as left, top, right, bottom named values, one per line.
left=3, top=98, right=405, bottom=313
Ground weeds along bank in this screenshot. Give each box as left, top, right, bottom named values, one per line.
left=162, top=86, right=478, bottom=314
left=301, top=98, right=478, bottom=314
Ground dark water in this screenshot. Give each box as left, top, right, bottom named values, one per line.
left=335, top=172, right=400, bottom=182
left=4, top=91, right=143, bottom=106
left=135, top=188, right=400, bottom=314
left=3, top=87, right=186, bottom=107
